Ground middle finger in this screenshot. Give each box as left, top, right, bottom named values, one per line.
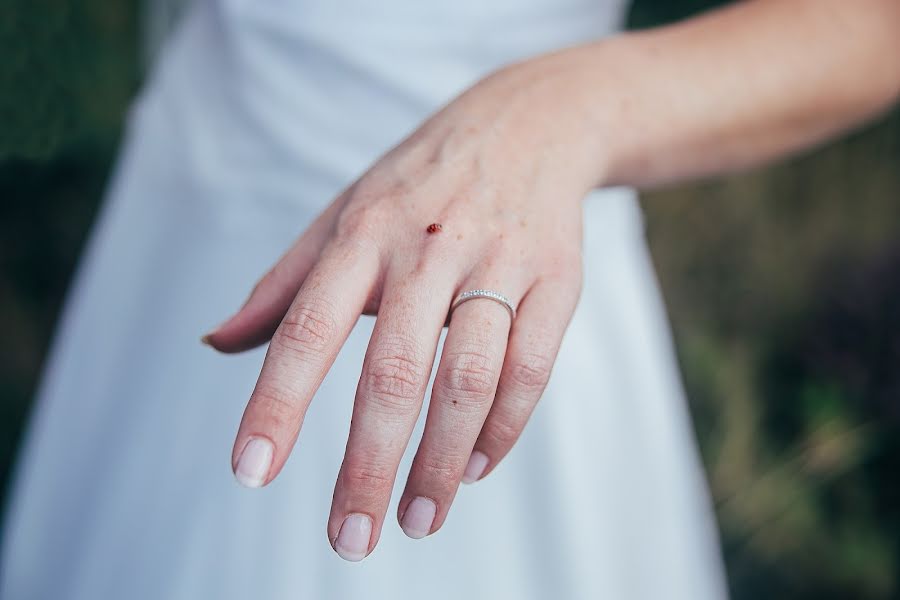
left=398, top=280, right=524, bottom=538
left=328, top=268, right=454, bottom=561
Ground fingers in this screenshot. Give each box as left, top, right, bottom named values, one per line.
left=465, top=277, right=580, bottom=483
left=231, top=238, right=378, bottom=488
left=328, top=270, right=454, bottom=561
left=203, top=198, right=345, bottom=353
left=397, top=280, right=524, bottom=539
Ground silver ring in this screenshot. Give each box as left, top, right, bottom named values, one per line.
left=449, top=289, right=517, bottom=321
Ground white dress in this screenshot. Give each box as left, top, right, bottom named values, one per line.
left=1, top=0, right=728, bottom=598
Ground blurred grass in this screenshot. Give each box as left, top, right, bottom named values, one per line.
left=632, top=3, right=900, bottom=597
left=1, top=1, right=898, bottom=598
left=645, top=123, right=900, bottom=598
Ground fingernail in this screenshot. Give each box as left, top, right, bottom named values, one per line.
left=462, top=451, right=489, bottom=484
left=234, top=437, right=274, bottom=488
left=400, top=497, right=436, bottom=539
left=201, top=318, right=230, bottom=345
left=334, top=514, right=373, bottom=562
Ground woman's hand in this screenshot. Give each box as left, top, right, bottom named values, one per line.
left=202, top=0, right=900, bottom=561
left=203, top=61, right=595, bottom=561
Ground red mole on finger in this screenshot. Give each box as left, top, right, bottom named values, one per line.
left=426, top=223, right=443, bottom=234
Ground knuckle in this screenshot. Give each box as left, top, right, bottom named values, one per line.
left=408, top=244, right=451, bottom=278
left=440, top=349, right=497, bottom=406
left=482, top=417, right=523, bottom=449
left=546, top=251, right=583, bottom=288
left=417, top=453, right=462, bottom=486
left=275, top=298, right=337, bottom=356
left=249, top=273, right=270, bottom=298
left=334, top=200, right=382, bottom=243
left=247, top=265, right=281, bottom=301
left=251, top=387, right=299, bottom=431
left=250, top=263, right=291, bottom=301
left=508, top=351, right=553, bottom=392
left=267, top=259, right=294, bottom=287
left=341, top=462, right=395, bottom=492
left=363, top=338, right=427, bottom=412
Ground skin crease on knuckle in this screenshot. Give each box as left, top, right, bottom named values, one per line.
left=274, top=299, right=337, bottom=358
left=330, top=199, right=396, bottom=263
left=508, top=351, right=554, bottom=393
left=415, top=452, right=465, bottom=490
left=482, top=413, right=524, bottom=450
left=439, top=348, right=498, bottom=409
left=245, top=386, right=302, bottom=437
left=340, top=461, right=396, bottom=492
left=362, top=339, right=429, bottom=417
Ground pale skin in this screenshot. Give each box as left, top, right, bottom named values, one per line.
left=203, top=0, right=900, bottom=561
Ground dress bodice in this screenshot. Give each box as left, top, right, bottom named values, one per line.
left=146, top=0, right=628, bottom=210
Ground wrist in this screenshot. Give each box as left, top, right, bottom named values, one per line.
left=501, top=46, right=622, bottom=193
left=461, top=54, right=611, bottom=198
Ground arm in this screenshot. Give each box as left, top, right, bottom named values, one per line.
left=535, top=0, right=900, bottom=189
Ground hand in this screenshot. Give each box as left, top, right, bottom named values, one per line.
left=204, top=61, right=593, bottom=561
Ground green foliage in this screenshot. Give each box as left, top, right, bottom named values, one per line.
left=0, top=0, right=137, bottom=159
left=0, top=0, right=137, bottom=497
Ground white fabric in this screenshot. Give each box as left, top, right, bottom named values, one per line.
left=1, top=0, right=728, bottom=597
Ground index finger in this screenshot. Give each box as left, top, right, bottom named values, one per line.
left=232, top=240, right=378, bottom=487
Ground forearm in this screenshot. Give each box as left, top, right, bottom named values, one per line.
left=528, top=0, right=900, bottom=190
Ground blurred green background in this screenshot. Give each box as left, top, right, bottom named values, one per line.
left=1, top=1, right=898, bottom=598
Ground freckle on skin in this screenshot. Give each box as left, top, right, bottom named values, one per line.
left=456, top=233, right=463, bottom=240
left=519, top=218, right=527, bottom=227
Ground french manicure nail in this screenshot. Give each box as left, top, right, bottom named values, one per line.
left=234, top=437, right=274, bottom=488
left=400, top=497, right=436, bottom=539
left=462, top=451, right=489, bottom=484
left=334, top=514, right=373, bottom=562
